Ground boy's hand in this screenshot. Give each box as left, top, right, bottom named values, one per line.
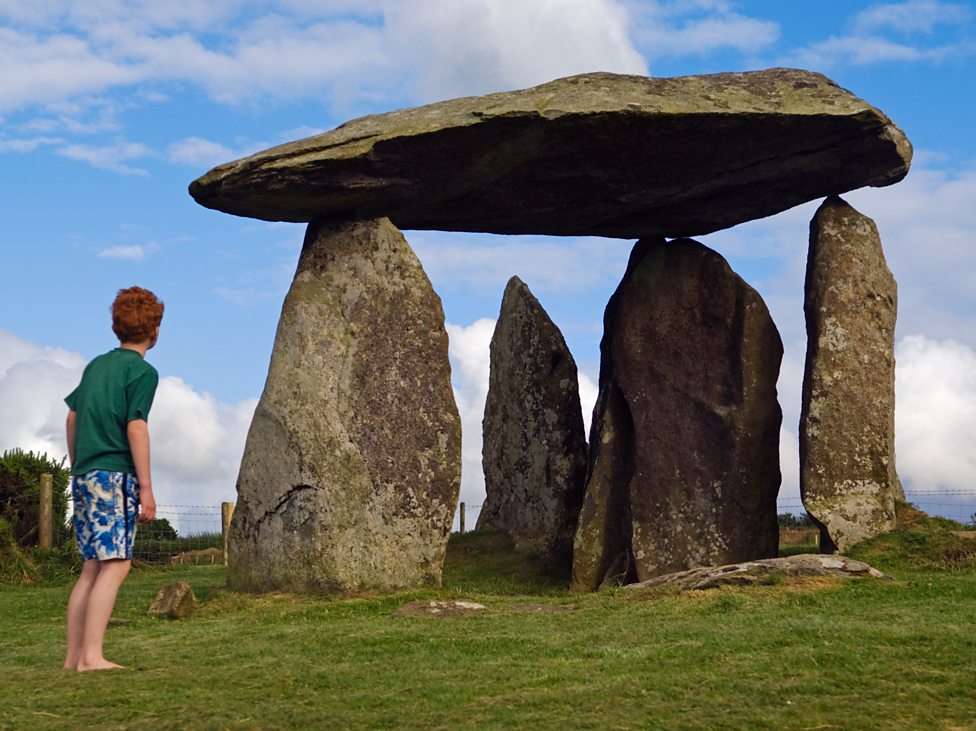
left=140, top=491, right=156, bottom=522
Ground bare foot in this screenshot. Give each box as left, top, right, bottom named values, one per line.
left=77, top=659, right=125, bottom=671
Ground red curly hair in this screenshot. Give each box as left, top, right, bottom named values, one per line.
left=111, top=286, right=164, bottom=343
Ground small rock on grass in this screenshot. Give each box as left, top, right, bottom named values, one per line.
left=148, top=581, right=197, bottom=619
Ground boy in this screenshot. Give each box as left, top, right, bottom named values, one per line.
left=63, top=286, right=163, bottom=671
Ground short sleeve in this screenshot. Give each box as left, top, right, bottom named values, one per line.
left=126, top=369, right=159, bottom=422
left=65, top=386, right=79, bottom=411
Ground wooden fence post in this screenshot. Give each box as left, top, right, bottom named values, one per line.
left=39, top=473, right=53, bottom=549
left=221, top=501, right=235, bottom=566
left=459, top=502, right=466, bottom=534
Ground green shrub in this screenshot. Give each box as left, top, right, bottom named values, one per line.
left=141, top=517, right=178, bottom=540
left=777, top=512, right=814, bottom=528
left=0, top=449, right=70, bottom=547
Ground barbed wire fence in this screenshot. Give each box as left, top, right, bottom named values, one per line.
left=452, top=493, right=976, bottom=533
left=36, top=476, right=976, bottom=565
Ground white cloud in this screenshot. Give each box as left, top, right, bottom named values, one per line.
left=578, top=370, right=598, bottom=437
left=895, top=335, right=976, bottom=496
left=0, top=329, right=255, bottom=513
left=0, top=134, right=62, bottom=152
left=852, top=0, right=972, bottom=35
left=385, top=0, right=647, bottom=101
left=623, top=0, right=779, bottom=57
left=151, top=376, right=257, bottom=507
left=0, top=0, right=647, bottom=117
left=782, top=34, right=962, bottom=68
left=56, top=139, right=153, bottom=175
left=412, top=232, right=633, bottom=296
left=446, top=318, right=495, bottom=516
left=96, top=242, right=160, bottom=260
left=166, top=136, right=243, bottom=168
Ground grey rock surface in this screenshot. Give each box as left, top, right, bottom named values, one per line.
left=148, top=581, right=197, bottom=619
left=801, top=196, right=900, bottom=552
left=625, top=554, right=889, bottom=593
left=572, top=238, right=783, bottom=591
left=228, top=217, right=461, bottom=593
left=477, top=276, right=587, bottom=565
left=190, top=69, right=911, bottom=238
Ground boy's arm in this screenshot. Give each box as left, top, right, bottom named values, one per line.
left=127, top=419, right=156, bottom=522
left=66, top=410, right=77, bottom=466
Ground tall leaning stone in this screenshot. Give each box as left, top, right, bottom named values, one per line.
left=228, top=217, right=461, bottom=593
left=572, top=238, right=783, bottom=591
left=477, top=276, right=587, bottom=565
left=801, top=196, right=900, bottom=552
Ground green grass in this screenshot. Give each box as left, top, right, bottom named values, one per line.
left=1, top=528, right=975, bottom=730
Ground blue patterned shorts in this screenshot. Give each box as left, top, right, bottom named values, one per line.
left=72, top=470, right=140, bottom=561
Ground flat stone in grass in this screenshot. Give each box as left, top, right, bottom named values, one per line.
left=148, top=581, right=197, bottom=619
left=625, top=554, right=889, bottom=593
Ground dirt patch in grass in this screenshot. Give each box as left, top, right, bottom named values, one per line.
left=396, top=600, right=487, bottom=618
left=508, top=603, right=576, bottom=614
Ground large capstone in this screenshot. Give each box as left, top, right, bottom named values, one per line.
left=571, top=238, right=783, bottom=591
left=800, top=196, right=900, bottom=552
left=477, top=276, right=588, bottom=565
left=190, top=69, right=911, bottom=239
left=228, top=217, right=461, bottom=593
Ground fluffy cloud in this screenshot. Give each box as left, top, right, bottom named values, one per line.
left=0, top=0, right=646, bottom=118
left=56, top=139, right=153, bottom=175
left=166, top=137, right=243, bottom=169
left=97, top=242, right=159, bottom=260
left=385, top=0, right=647, bottom=100
left=780, top=0, right=975, bottom=69
left=852, top=0, right=972, bottom=35
left=0, top=329, right=255, bottom=521
left=445, top=318, right=495, bottom=520
left=627, top=1, right=780, bottom=58
left=783, top=34, right=962, bottom=68
left=412, top=232, right=633, bottom=297
left=895, top=335, right=976, bottom=497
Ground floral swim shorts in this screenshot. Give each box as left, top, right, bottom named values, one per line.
left=72, top=470, right=140, bottom=561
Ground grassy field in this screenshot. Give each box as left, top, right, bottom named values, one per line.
left=1, top=524, right=975, bottom=730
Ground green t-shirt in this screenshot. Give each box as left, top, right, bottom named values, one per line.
left=65, top=348, right=159, bottom=477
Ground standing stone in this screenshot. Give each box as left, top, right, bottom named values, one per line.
left=801, top=196, right=900, bottom=552
left=477, top=276, right=587, bottom=565
left=228, top=217, right=461, bottom=593
left=572, top=238, right=783, bottom=591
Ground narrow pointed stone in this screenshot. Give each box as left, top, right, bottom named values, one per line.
left=478, top=276, right=587, bottom=566
left=228, top=217, right=461, bottom=593
left=801, top=196, right=900, bottom=552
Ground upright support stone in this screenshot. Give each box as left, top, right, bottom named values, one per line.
left=477, top=276, right=587, bottom=566
left=572, top=238, right=783, bottom=590
left=228, top=217, right=461, bottom=593
left=801, top=196, right=900, bottom=552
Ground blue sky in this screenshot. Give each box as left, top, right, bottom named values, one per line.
left=2, top=0, right=974, bottom=521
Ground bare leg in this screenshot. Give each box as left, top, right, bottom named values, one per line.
left=77, top=559, right=132, bottom=671
left=64, top=559, right=100, bottom=669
